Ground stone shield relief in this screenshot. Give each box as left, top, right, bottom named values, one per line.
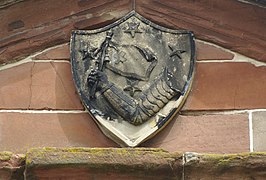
left=70, top=11, right=195, bottom=147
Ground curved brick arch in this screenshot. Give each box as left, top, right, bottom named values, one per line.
left=0, top=0, right=265, bottom=65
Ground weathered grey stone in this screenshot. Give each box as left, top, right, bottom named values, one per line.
left=253, top=111, right=266, bottom=152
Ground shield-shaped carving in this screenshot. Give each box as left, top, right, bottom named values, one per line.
left=70, top=11, right=195, bottom=147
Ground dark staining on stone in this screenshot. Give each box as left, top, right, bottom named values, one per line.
left=8, top=20, right=25, bottom=31
left=77, top=0, right=90, bottom=7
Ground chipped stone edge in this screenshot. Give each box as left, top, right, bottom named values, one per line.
left=0, top=151, right=26, bottom=179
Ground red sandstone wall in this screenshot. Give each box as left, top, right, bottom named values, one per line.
left=0, top=0, right=266, bottom=154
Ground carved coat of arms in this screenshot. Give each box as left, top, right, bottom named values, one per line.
left=70, top=11, right=195, bottom=147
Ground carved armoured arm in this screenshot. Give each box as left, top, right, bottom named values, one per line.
left=89, top=69, right=180, bottom=125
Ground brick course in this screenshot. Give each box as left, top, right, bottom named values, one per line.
left=0, top=112, right=117, bottom=153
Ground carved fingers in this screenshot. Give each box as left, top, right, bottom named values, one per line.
left=87, top=70, right=108, bottom=90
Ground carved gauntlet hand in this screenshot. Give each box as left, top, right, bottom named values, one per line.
left=87, top=70, right=111, bottom=92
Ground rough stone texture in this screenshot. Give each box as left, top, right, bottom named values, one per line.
left=196, top=41, right=234, bottom=60
left=0, top=151, right=25, bottom=180
left=136, top=0, right=266, bottom=62
left=252, top=111, right=266, bottom=152
left=1, top=148, right=266, bottom=179
left=0, top=62, right=83, bottom=110
left=25, top=148, right=183, bottom=180
left=0, top=0, right=133, bottom=64
left=0, top=112, right=117, bottom=153
left=33, top=44, right=70, bottom=60
left=142, top=114, right=249, bottom=154
left=183, top=62, right=266, bottom=110
left=184, top=152, right=266, bottom=179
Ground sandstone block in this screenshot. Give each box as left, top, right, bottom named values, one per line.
left=184, top=62, right=266, bottom=110
left=253, top=111, right=266, bottom=152
left=0, top=112, right=117, bottom=153
left=0, top=62, right=83, bottom=110
left=142, top=114, right=249, bottom=153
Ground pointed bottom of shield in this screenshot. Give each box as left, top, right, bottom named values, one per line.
left=91, top=95, right=185, bottom=147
